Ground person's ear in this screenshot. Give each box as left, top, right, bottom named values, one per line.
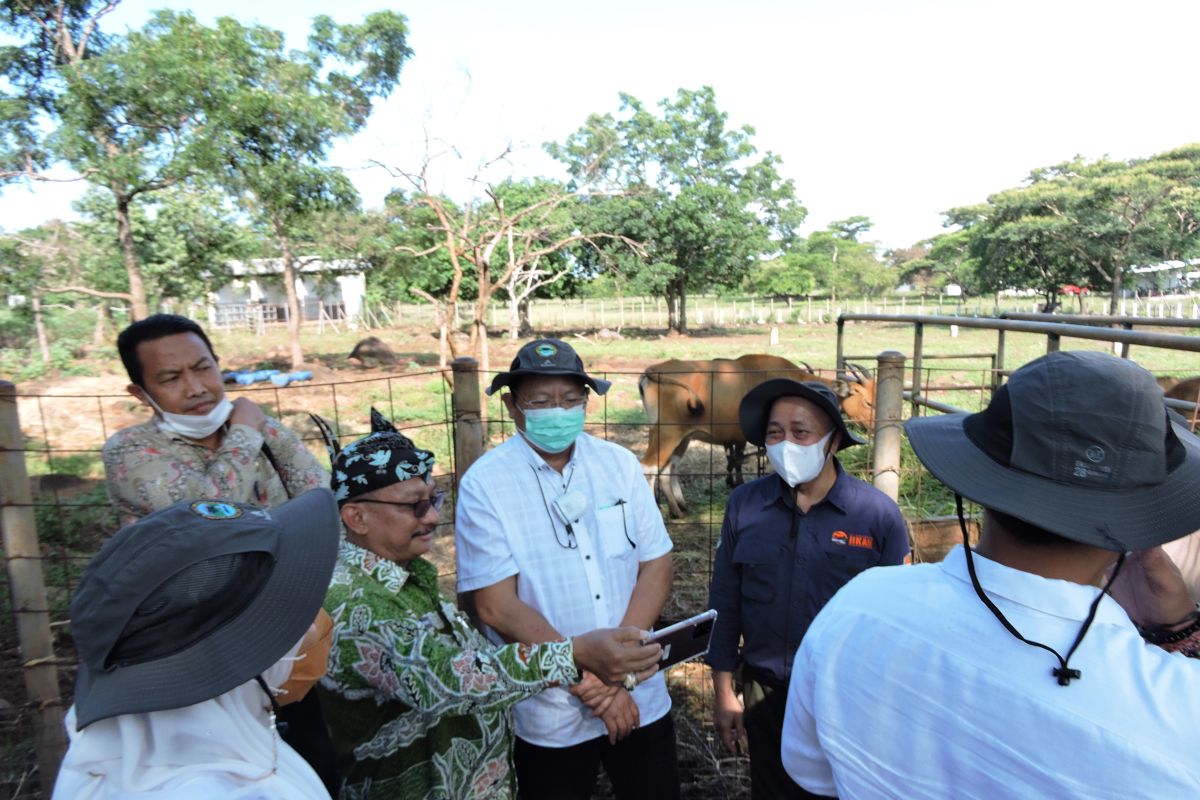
left=502, top=392, right=518, bottom=419
left=339, top=503, right=368, bottom=537
left=127, top=384, right=151, bottom=408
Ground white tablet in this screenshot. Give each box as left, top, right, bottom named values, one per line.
left=644, top=610, right=718, bottom=670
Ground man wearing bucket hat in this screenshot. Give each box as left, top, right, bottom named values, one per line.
left=705, top=378, right=908, bottom=800
left=454, top=339, right=680, bottom=800
left=311, top=409, right=664, bottom=799
left=780, top=350, right=1200, bottom=798
left=53, top=489, right=341, bottom=799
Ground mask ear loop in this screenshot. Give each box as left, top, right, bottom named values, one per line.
left=956, top=495, right=1125, bottom=686
left=254, top=674, right=289, bottom=735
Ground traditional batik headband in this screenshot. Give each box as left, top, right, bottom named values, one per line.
left=310, top=408, right=436, bottom=504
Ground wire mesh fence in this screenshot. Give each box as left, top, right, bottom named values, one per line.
left=0, top=357, right=1013, bottom=798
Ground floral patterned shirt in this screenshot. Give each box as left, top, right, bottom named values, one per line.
left=102, top=417, right=327, bottom=525
left=320, top=540, right=579, bottom=800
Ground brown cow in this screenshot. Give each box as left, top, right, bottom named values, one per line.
left=1164, top=376, right=1200, bottom=431
left=638, top=354, right=876, bottom=518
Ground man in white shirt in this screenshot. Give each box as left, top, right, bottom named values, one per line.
left=455, top=338, right=679, bottom=800
left=782, top=350, right=1200, bottom=799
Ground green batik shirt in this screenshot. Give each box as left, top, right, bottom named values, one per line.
left=319, top=539, right=579, bottom=800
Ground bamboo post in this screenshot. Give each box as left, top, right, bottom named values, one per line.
left=872, top=351, right=906, bottom=502
left=450, top=358, right=485, bottom=484
left=0, top=382, right=65, bottom=793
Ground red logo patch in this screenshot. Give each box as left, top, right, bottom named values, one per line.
left=832, top=530, right=875, bottom=550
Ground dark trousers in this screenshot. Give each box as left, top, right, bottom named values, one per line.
left=744, top=674, right=831, bottom=800
left=515, top=712, right=681, bottom=800
left=279, top=690, right=341, bottom=798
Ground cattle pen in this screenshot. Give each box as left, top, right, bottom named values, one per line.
left=1, top=315, right=1198, bottom=796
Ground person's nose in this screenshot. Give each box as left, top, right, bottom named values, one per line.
left=183, top=370, right=207, bottom=397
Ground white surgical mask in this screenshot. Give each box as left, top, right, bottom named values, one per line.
left=766, top=430, right=833, bottom=487
left=145, top=394, right=234, bottom=440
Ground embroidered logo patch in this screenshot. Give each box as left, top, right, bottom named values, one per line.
left=190, top=500, right=243, bottom=520
left=831, top=530, right=875, bottom=549
left=535, top=343, right=557, bottom=358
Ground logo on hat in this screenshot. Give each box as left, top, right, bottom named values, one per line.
left=190, top=500, right=243, bottom=520
left=1085, top=446, right=1106, bottom=463
left=535, top=343, right=557, bottom=358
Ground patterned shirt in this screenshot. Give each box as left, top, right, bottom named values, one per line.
left=102, top=417, right=327, bottom=525
left=320, top=539, right=579, bottom=800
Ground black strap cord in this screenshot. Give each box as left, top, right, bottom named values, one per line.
left=531, top=465, right=577, bottom=549
left=956, top=495, right=1125, bottom=687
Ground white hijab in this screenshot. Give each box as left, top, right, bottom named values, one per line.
left=52, top=645, right=329, bottom=800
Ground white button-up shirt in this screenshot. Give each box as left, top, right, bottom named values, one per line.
left=782, top=545, right=1200, bottom=798
left=455, top=432, right=673, bottom=747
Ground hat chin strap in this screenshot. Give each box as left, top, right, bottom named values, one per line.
left=955, top=495, right=1125, bottom=687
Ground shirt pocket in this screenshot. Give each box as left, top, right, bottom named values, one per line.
left=595, top=504, right=639, bottom=579
left=820, top=536, right=883, bottom=587
left=732, top=544, right=779, bottom=605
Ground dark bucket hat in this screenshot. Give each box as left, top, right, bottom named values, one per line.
left=739, top=378, right=866, bottom=449
left=70, top=489, right=340, bottom=729
left=905, top=350, right=1200, bottom=551
left=486, top=338, right=612, bottom=396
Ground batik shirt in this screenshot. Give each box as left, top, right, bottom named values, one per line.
left=102, top=418, right=327, bottom=525
left=320, top=539, right=579, bottom=800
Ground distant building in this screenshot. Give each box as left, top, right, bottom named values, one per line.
left=1128, top=259, right=1200, bottom=295
left=208, top=257, right=366, bottom=327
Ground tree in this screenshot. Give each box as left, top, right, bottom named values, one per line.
left=549, top=86, right=805, bottom=334
left=383, top=155, right=637, bottom=373
left=210, top=11, right=413, bottom=368
left=801, top=217, right=894, bottom=300
left=0, top=0, right=114, bottom=179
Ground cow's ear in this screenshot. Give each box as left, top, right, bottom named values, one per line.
left=831, top=380, right=852, bottom=398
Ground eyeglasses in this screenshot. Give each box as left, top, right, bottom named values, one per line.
left=517, top=393, right=589, bottom=412
left=352, top=489, right=446, bottom=518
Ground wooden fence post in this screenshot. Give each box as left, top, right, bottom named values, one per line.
left=0, top=382, right=65, bottom=794
left=450, top=359, right=485, bottom=483
left=872, top=351, right=906, bottom=503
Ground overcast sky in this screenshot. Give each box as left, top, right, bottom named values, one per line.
left=3, top=0, right=1198, bottom=250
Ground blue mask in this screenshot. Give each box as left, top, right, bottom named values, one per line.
left=521, top=406, right=586, bottom=454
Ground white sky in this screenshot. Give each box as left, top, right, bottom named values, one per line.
left=2, top=0, right=1198, bottom=251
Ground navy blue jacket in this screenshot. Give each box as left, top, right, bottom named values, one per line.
left=705, top=461, right=909, bottom=684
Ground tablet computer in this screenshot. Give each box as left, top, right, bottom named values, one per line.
left=645, top=610, right=718, bottom=671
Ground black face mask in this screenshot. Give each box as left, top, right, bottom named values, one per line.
left=956, top=495, right=1126, bottom=687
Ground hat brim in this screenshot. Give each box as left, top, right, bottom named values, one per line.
left=905, top=413, right=1200, bottom=551
left=486, top=368, right=612, bottom=397
left=738, top=378, right=866, bottom=449
left=73, top=488, right=340, bottom=728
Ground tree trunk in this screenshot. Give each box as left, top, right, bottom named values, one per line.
left=677, top=279, right=689, bottom=335
left=830, top=242, right=840, bottom=305
left=1109, top=269, right=1123, bottom=316
left=507, top=291, right=520, bottom=340
left=93, top=303, right=107, bottom=347
left=275, top=224, right=305, bottom=369
left=665, top=282, right=677, bottom=332
left=114, top=193, right=150, bottom=320
left=518, top=297, right=532, bottom=336
left=32, top=294, right=50, bottom=364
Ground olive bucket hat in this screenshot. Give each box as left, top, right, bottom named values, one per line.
left=70, top=489, right=340, bottom=729
left=905, top=350, right=1200, bottom=552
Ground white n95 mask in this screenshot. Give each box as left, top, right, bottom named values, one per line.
left=766, top=430, right=833, bottom=487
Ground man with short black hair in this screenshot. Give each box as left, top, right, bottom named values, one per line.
left=103, top=313, right=325, bottom=525
left=455, top=338, right=680, bottom=800
left=706, top=379, right=908, bottom=800
left=782, top=350, right=1200, bottom=798
left=101, top=313, right=335, bottom=792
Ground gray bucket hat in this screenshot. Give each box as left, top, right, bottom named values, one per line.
left=905, top=350, right=1200, bottom=551
left=739, top=378, right=866, bottom=449
left=486, top=338, right=612, bottom=396
left=70, top=489, right=340, bottom=729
